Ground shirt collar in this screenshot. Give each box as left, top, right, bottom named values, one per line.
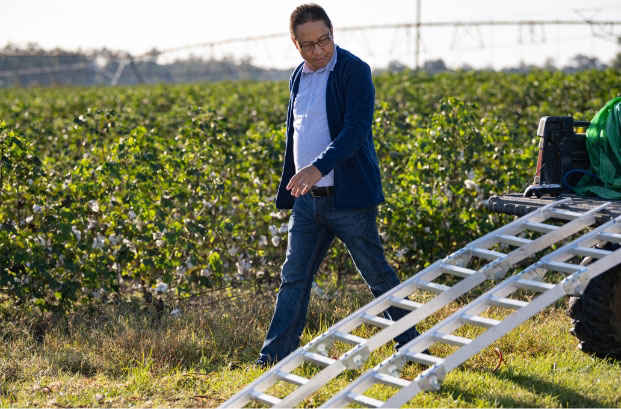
left=302, top=44, right=338, bottom=74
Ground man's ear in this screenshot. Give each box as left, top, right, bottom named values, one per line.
left=291, top=36, right=299, bottom=50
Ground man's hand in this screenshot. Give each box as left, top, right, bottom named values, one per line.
left=287, top=165, right=322, bottom=197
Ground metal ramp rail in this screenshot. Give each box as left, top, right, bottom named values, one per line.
left=321, top=214, right=621, bottom=408
left=219, top=199, right=618, bottom=408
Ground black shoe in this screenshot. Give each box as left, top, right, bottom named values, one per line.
left=253, top=359, right=270, bottom=368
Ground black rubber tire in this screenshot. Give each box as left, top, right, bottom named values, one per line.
left=567, top=259, right=621, bottom=361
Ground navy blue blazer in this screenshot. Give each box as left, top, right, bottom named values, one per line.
left=275, top=46, right=385, bottom=210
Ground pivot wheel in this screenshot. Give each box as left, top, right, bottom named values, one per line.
left=567, top=261, right=621, bottom=361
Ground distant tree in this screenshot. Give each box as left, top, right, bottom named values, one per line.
left=456, top=63, right=474, bottom=72
left=563, top=54, right=605, bottom=72
left=543, top=57, right=557, bottom=71
left=387, top=60, right=408, bottom=72
left=612, top=37, right=621, bottom=70
left=612, top=52, right=621, bottom=70
left=422, top=59, right=447, bottom=73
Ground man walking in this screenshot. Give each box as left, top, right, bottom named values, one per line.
left=256, top=3, right=420, bottom=366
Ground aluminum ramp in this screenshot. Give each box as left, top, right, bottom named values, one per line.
left=321, top=214, right=621, bottom=408
left=219, top=199, right=616, bottom=408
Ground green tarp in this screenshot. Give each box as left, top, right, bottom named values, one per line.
left=574, top=96, right=621, bottom=199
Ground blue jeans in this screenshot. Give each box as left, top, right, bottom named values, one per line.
left=257, top=193, right=420, bottom=364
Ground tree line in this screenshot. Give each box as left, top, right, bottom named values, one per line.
left=1, top=42, right=620, bottom=87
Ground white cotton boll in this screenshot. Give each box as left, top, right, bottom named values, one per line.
left=467, top=170, right=476, bottom=179
left=109, top=234, right=118, bottom=246
left=87, top=218, right=97, bottom=230
left=258, top=235, right=268, bottom=247
left=27, top=179, right=33, bottom=186
left=155, top=282, right=168, bottom=293
left=271, top=236, right=281, bottom=246
left=175, top=265, right=186, bottom=276
left=170, top=309, right=181, bottom=316
left=270, top=210, right=288, bottom=220
left=32, top=204, right=42, bottom=213
left=92, top=234, right=105, bottom=249
left=89, top=200, right=99, bottom=212
left=268, top=225, right=278, bottom=236
left=279, top=223, right=288, bottom=234
left=156, top=239, right=165, bottom=247
left=464, top=179, right=478, bottom=190
left=25, top=215, right=34, bottom=224
left=424, top=226, right=431, bottom=233
left=228, top=246, right=239, bottom=256
left=236, top=260, right=251, bottom=275
left=128, top=210, right=137, bottom=220
left=72, top=226, right=82, bottom=241
left=186, top=258, right=194, bottom=269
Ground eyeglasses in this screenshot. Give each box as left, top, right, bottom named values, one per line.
left=296, top=33, right=332, bottom=52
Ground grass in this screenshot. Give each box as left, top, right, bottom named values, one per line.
left=1, top=276, right=620, bottom=408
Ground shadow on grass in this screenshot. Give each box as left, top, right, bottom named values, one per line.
left=440, top=368, right=607, bottom=408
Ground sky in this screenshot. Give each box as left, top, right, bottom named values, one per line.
left=1, top=0, right=621, bottom=71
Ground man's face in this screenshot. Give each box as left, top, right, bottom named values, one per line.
left=292, top=20, right=334, bottom=72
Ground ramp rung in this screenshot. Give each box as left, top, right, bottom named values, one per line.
left=461, top=314, right=501, bottom=328
left=470, top=247, right=505, bottom=260
left=404, top=351, right=444, bottom=366
left=302, top=351, right=336, bottom=367
left=523, top=221, right=558, bottom=233
left=572, top=246, right=612, bottom=259
left=388, top=295, right=423, bottom=311
left=248, top=390, right=281, bottom=406
left=549, top=208, right=583, bottom=220
left=496, top=234, right=533, bottom=246
left=361, top=313, right=393, bottom=329
left=544, top=261, right=582, bottom=274
left=431, top=332, right=472, bottom=347
left=373, top=372, right=411, bottom=388
left=346, top=393, right=383, bottom=408
left=415, top=279, right=450, bottom=294
left=489, top=296, right=528, bottom=310
left=598, top=231, right=621, bottom=244
left=439, top=263, right=476, bottom=277
left=333, top=330, right=366, bottom=345
left=275, top=370, right=309, bottom=386
left=515, top=278, right=555, bottom=292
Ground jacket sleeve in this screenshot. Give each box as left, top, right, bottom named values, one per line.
left=311, top=61, right=375, bottom=175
